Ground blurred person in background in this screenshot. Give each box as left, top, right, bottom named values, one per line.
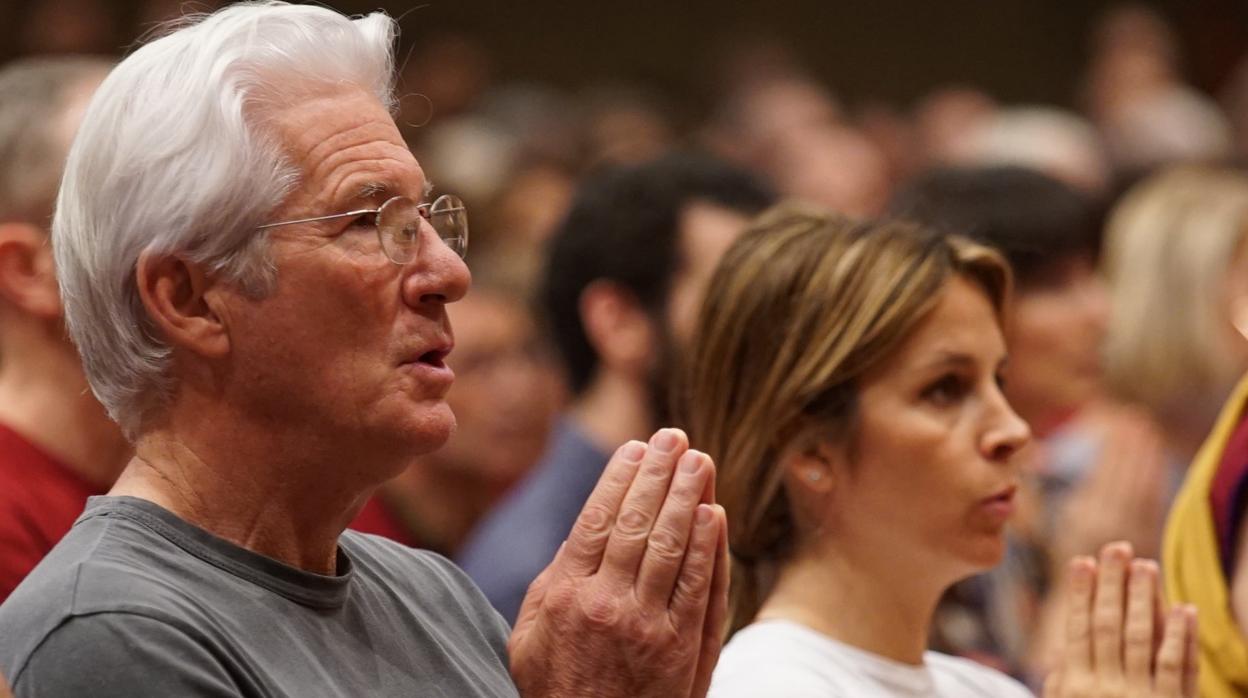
left=893, top=166, right=1175, bottom=683
left=1082, top=5, right=1234, bottom=177
left=956, top=107, right=1112, bottom=197
left=351, top=267, right=564, bottom=556
left=1102, top=166, right=1248, bottom=463
left=687, top=205, right=1196, bottom=697
left=458, top=152, right=773, bottom=622
left=1164, top=367, right=1248, bottom=698
left=910, top=86, right=998, bottom=169
left=0, top=56, right=129, bottom=603
left=704, top=73, right=888, bottom=217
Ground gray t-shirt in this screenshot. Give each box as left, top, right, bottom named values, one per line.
left=0, top=496, right=518, bottom=697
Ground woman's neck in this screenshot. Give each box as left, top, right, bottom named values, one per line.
left=756, top=545, right=952, bottom=665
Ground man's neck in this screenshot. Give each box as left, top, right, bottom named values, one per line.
left=0, top=328, right=130, bottom=488
left=567, top=370, right=655, bottom=454
left=758, top=541, right=954, bottom=665
left=113, top=404, right=387, bottom=575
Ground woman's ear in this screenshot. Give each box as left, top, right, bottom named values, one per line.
left=781, top=438, right=838, bottom=495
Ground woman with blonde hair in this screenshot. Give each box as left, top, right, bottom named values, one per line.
left=690, top=204, right=1198, bottom=696
left=1103, top=166, right=1248, bottom=461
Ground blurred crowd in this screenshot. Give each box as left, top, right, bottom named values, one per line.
left=3, top=0, right=1248, bottom=695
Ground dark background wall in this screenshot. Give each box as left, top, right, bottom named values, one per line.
left=4, top=0, right=1246, bottom=107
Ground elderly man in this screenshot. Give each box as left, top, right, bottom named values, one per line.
left=0, top=4, right=727, bottom=697
left=0, top=57, right=130, bottom=602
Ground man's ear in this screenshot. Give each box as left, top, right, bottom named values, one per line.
left=578, top=279, right=655, bottom=376
left=0, top=223, right=62, bottom=319
left=135, top=250, right=229, bottom=358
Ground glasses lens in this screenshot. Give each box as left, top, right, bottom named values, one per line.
left=377, top=197, right=421, bottom=265
left=430, top=194, right=468, bottom=259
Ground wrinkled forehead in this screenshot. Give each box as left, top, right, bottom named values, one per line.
left=264, top=85, right=424, bottom=207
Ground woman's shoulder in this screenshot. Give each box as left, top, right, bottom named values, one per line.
left=710, top=621, right=843, bottom=697
left=923, top=651, right=1035, bottom=697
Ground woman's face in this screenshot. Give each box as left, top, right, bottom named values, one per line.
left=822, top=276, right=1031, bottom=579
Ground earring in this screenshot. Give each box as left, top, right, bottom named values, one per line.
left=806, top=470, right=823, bottom=482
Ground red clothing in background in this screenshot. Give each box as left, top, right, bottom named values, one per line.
left=349, top=496, right=420, bottom=549
left=0, top=423, right=102, bottom=602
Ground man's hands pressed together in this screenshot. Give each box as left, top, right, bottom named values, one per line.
left=508, top=428, right=729, bottom=698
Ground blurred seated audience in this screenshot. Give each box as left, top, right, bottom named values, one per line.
left=0, top=56, right=129, bottom=603
left=457, top=152, right=773, bottom=622
left=957, top=108, right=1111, bottom=196
left=683, top=205, right=1196, bottom=696
left=1082, top=5, right=1233, bottom=177
left=351, top=270, right=563, bottom=556
left=890, top=166, right=1176, bottom=683
left=1103, top=166, right=1248, bottom=462
left=1164, top=371, right=1248, bottom=698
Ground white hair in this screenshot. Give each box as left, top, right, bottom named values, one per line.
left=54, top=1, right=397, bottom=438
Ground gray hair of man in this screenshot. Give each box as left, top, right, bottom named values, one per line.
left=0, top=56, right=112, bottom=224
left=53, top=2, right=397, bottom=439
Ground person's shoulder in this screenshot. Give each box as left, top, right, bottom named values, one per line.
left=8, top=611, right=233, bottom=696
left=924, top=651, right=1034, bottom=697
left=710, top=621, right=852, bottom=698
left=0, top=509, right=210, bottom=671
left=340, top=531, right=511, bottom=661
left=341, top=531, right=506, bottom=620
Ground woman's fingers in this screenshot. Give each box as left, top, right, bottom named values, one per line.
left=1063, top=555, right=1097, bottom=675
left=1123, top=559, right=1157, bottom=689
left=1091, top=542, right=1132, bottom=679
left=1153, top=606, right=1191, bottom=697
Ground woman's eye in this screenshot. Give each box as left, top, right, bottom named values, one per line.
left=922, top=374, right=968, bottom=405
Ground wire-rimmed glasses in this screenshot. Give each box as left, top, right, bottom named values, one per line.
left=257, top=194, right=468, bottom=265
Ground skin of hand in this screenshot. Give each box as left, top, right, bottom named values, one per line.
left=507, top=428, right=730, bottom=698
left=1, top=672, right=10, bottom=698
left=1043, top=542, right=1199, bottom=698
left=1030, top=412, right=1170, bottom=676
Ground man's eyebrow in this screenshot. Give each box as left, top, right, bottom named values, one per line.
left=352, top=179, right=433, bottom=203
left=354, top=181, right=390, bottom=202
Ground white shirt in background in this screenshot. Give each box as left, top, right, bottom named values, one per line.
left=709, top=619, right=1035, bottom=698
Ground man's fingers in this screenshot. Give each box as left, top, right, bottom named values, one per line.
left=561, top=440, right=647, bottom=577
left=691, top=506, right=729, bottom=698
left=1063, top=555, right=1096, bottom=674
left=599, top=428, right=688, bottom=584
left=635, top=450, right=712, bottom=605
left=1123, top=559, right=1157, bottom=687
left=1154, top=606, right=1190, bottom=697
left=667, top=503, right=718, bottom=628
left=1091, top=542, right=1131, bottom=677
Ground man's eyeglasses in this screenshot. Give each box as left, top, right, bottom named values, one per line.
left=257, top=194, right=468, bottom=265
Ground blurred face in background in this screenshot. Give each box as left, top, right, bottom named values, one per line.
left=431, top=288, right=563, bottom=488
left=1004, top=255, right=1110, bottom=431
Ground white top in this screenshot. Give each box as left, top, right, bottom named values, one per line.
left=709, top=619, right=1035, bottom=698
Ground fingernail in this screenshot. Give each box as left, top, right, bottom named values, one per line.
left=653, top=429, right=680, bottom=453
left=695, top=504, right=713, bottom=526
left=620, top=441, right=646, bottom=462
left=680, top=450, right=703, bottom=473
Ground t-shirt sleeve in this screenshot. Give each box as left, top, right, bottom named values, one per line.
left=13, top=613, right=239, bottom=698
